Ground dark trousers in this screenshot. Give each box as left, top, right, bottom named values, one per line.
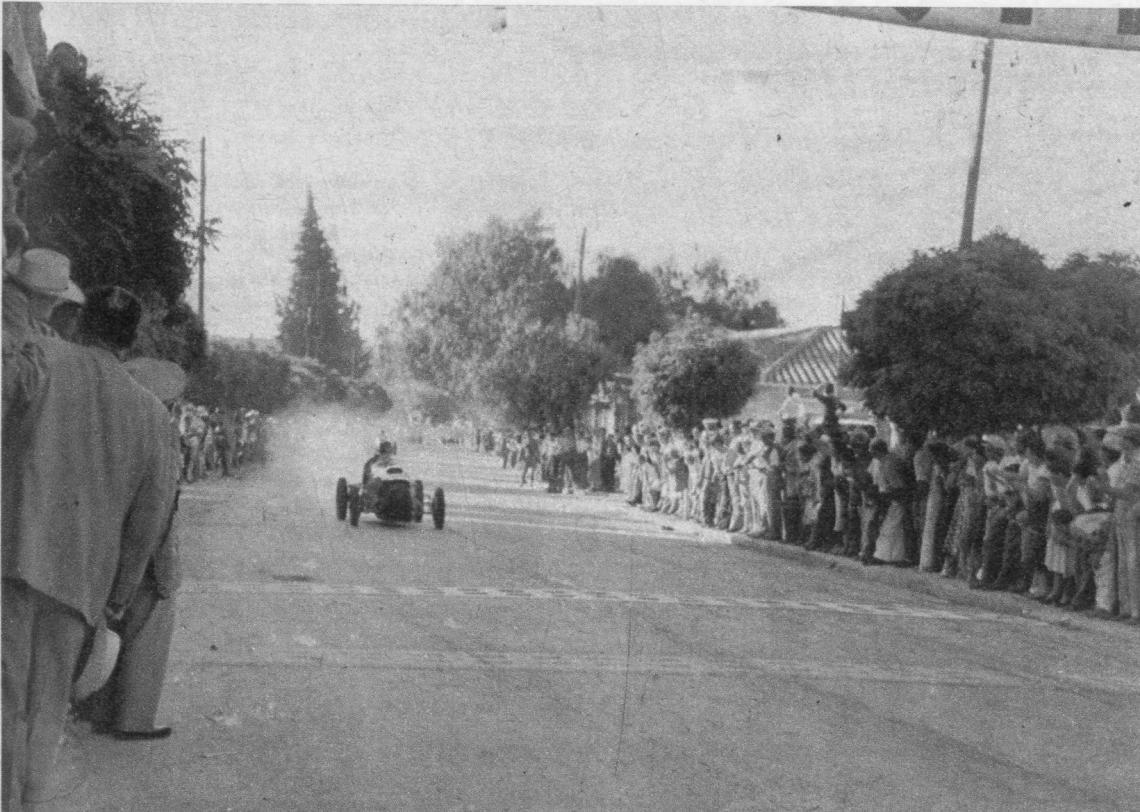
left=806, top=489, right=836, bottom=551
left=1021, top=496, right=1051, bottom=571
left=979, top=502, right=1010, bottom=584
left=782, top=497, right=803, bottom=544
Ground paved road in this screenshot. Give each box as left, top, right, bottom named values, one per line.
left=43, top=409, right=1140, bottom=811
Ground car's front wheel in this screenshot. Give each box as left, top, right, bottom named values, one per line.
left=335, top=477, right=348, bottom=521
left=413, top=480, right=424, bottom=522
left=431, top=487, right=445, bottom=530
left=349, top=488, right=362, bottom=527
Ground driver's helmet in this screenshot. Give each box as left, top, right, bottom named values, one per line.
left=375, top=439, right=395, bottom=456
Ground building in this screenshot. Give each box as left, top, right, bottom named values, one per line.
left=735, top=325, right=872, bottom=424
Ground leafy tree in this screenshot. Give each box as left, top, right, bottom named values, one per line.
left=397, top=211, right=571, bottom=401
left=22, top=58, right=206, bottom=366
left=580, top=255, right=669, bottom=364
left=132, top=299, right=207, bottom=371
left=840, top=232, right=1140, bottom=435
left=277, top=191, right=369, bottom=377
left=632, top=316, right=759, bottom=429
left=652, top=258, right=784, bottom=331
left=185, top=342, right=294, bottom=413
left=483, top=320, right=613, bottom=430
left=1053, top=251, right=1140, bottom=420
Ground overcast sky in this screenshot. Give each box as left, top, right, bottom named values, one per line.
left=41, top=4, right=1140, bottom=341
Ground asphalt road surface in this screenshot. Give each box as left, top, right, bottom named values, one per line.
left=42, top=408, right=1140, bottom=811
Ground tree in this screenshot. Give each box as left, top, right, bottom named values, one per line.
left=277, top=191, right=369, bottom=377
left=580, top=255, right=669, bottom=364
left=185, top=342, right=294, bottom=413
left=651, top=258, right=785, bottom=331
left=483, top=320, right=613, bottom=430
left=22, top=56, right=206, bottom=367
left=840, top=232, right=1140, bottom=436
left=1054, top=251, right=1140, bottom=420
left=397, top=211, right=571, bottom=401
left=632, top=316, right=759, bottom=429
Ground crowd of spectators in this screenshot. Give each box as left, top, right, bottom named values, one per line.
left=173, top=403, right=267, bottom=482
left=474, top=426, right=621, bottom=494
left=612, top=387, right=1140, bottom=624
left=476, top=384, right=1140, bottom=625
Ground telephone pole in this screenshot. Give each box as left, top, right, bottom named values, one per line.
left=574, top=227, right=587, bottom=317
left=197, top=137, right=207, bottom=324
left=959, top=39, right=994, bottom=249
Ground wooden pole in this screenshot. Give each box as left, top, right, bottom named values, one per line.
left=574, top=227, right=586, bottom=317
left=959, top=39, right=994, bottom=250
left=198, top=137, right=206, bottom=324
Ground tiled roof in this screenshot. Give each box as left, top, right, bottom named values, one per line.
left=759, top=326, right=852, bottom=386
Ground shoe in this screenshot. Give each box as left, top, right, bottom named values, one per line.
left=1007, top=575, right=1031, bottom=595
left=1086, top=607, right=1116, bottom=621
left=112, top=727, right=172, bottom=741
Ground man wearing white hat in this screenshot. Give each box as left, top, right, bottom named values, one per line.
left=2, top=248, right=85, bottom=347
left=2, top=285, right=179, bottom=806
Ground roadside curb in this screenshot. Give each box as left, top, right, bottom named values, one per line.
left=729, top=533, right=1136, bottom=636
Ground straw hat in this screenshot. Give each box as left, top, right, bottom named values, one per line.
left=73, top=625, right=121, bottom=701
left=3, top=248, right=84, bottom=304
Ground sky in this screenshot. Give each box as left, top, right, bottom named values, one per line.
left=40, top=4, right=1140, bottom=341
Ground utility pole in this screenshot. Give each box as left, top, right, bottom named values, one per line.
left=574, top=227, right=587, bottom=317
left=959, top=39, right=994, bottom=249
left=197, top=137, right=207, bottom=324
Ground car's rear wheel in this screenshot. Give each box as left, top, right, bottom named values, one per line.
left=335, top=478, right=348, bottom=521
left=349, top=489, right=362, bottom=527
left=431, top=487, right=445, bottom=529
left=413, top=480, right=424, bottom=522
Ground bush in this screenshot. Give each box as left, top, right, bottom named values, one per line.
left=632, top=317, right=759, bottom=430
left=185, top=343, right=294, bottom=412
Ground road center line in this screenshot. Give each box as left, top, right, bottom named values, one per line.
left=180, top=579, right=1006, bottom=622
left=449, top=514, right=719, bottom=542
left=170, top=646, right=1140, bottom=695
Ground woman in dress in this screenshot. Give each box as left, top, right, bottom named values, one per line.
left=871, top=440, right=912, bottom=565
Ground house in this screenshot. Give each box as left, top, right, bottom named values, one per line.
left=735, top=325, right=871, bottom=425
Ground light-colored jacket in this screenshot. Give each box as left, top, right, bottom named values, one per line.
left=3, top=335, right=180, bottom=626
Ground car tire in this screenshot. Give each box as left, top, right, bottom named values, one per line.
left=431, top=487, right=445, bottom=530
left=349, top=490, right=362, bottom=527
left=413, top=480, right=424, bottom=522
left=335, top=478, right=348, bottom=521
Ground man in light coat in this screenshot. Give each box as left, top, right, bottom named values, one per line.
left=74, top=356, right=187, bottom=741
left=2, top=286, right=180, bottom=808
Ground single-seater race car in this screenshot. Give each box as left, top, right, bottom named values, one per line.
left=335, top=442, right=444, bottom=529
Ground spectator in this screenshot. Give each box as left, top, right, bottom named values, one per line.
left=2, top=285, right=179, bottom=806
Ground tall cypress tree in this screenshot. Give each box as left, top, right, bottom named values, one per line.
left=277, top=191, right=369, bottom=376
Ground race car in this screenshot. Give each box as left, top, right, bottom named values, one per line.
left=335, top=443, right=444, bottom=529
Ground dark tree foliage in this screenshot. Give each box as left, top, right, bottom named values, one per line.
left=840, top=232, right=1140, bottom=435
left=24, top=75, right=195, bottom=305
left=185, top=343, right=294, bottom=413
left=580, top=255, right=669, bottom=364
left=397, top=211, right=571, bottom=402
left=132, top=299, right=207, bottom=372
left=652, top=258, right=784, bottom=331
left=483, top=320, right=613, bottom=430
left=277, top=191, right=370, bottom=377
left=21, top=64, right=206, bottom=367
left=1053, top=251, right=1140, bottom=420
left=632, top=316, right=759, bottom=430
